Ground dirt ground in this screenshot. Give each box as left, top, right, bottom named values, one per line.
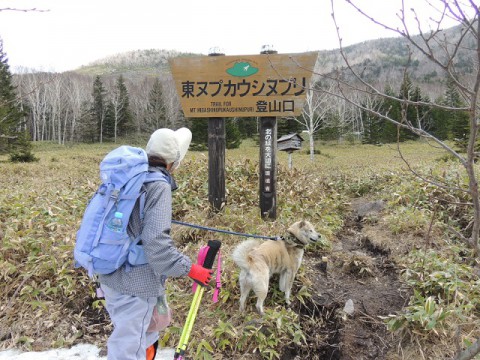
left=283, top=198, right=417, bottom=360
left=84, top=198, right=418, bottom=360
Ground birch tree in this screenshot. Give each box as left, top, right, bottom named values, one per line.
left=162, top=73, right=184, bottom=128
left=129, top=77, right=152, bottom=135
left=63, top=74, right=91, bottom=143
left=290, top=81, right=336, bottom=160
left=46, top=74, right=64, bottom=144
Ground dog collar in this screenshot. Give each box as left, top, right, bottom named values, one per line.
left=282, top=233, right=305, bottom=248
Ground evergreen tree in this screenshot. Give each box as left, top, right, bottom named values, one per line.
left=427, top=95, right=450, bottom=140
left=397, top=74, right=419, bottom=141
left=444, top=77, right=470, bottom=151
left=188, top=117, right=208, bottom=150
left=0, top=38, right=35, bottom=160
left=78, top=101, right=97, bottom=143
left=9, top=130, right=38, bottom=162
left=113, top=75, right=133, bottom=138
left=188, top=117, right=242, bottom=149
left=361, top=98, right=384, bottom=144
left=237, top=116, right=258, bottom=139
left=91, top=76, right=107, bottom=143
left=278, top=116, right=303, bottom=137
left=145, top=78, right=166, bottom=132
left=419, top=93, right=435, bottom=135
left=318, top=110, right=342, bottom=141
left=225, top=118, right=242, bottom=149
left=103, top=100, right=115, bottom=140
left=379, top=85, right=401, bottom=143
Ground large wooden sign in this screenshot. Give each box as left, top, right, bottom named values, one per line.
left=170, top=52, right=318, bottom=118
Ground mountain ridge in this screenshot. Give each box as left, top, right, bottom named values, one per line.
left=73, top=24, right=470, bottom=99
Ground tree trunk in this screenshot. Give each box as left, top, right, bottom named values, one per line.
left=309, top=131, right=315, bottom=161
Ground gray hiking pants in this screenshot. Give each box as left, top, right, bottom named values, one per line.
left=101, top=284, right=160, bottom=360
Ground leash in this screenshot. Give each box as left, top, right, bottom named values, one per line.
left=172, top=219, right=280, bottom=241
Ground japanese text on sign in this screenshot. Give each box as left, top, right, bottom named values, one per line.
left=170, top=52, right=318, bottom=118
left=264, top=128, right=272, bottom=192
left=189, top=100, right=295, bottom=114
left=181, top=78, right=306, bottom=98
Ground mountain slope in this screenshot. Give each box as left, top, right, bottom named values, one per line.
left=75, top=24, right=472, bottom=98
left=75, top=48, right=201, bottom=78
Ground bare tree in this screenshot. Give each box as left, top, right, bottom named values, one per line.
left=0, top=7, right=48, bottom=13
left=330, top=1, right=480, bottom=358
left=162, top=73, right=185, bottom=128
left=47, top=74, right=65, bottom=144
left=14, top=70, right=93, bottom=143
left=18, top=71, right=52, bottom=141
left=286, top=81, right=337, bottom=160
left=330, top=0, right=480, bottom=251
left=129, top=77, right=152, bottom=135
left=300, top=85, right=325, bottom=160
left=109, top=81, right=125, bottom=143
left=64, top=74, right=91, bottom=142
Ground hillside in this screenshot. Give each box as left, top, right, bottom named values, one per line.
left=314, top=24, right=473, bottom=99
left=74, top=25, right=470, bottom=98
left=74, top=48, right=202, bottom=79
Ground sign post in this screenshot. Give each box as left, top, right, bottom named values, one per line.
left=207, top=49, right=226, bottom=212
left=259, top=116, right=277, bottom=219
left=170, top=51, right=317, bottom=218
left=259, top=46, right=278, bottom=219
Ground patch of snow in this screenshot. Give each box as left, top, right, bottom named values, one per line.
left=0, top=344, right=176, bottom=360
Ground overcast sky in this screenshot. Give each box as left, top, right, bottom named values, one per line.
left=0, top=0, right=455, bottom=73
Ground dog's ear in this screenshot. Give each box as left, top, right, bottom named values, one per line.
left=299, top=220, right=306, bottom=228
left=287, top=221, right=301, bottom=238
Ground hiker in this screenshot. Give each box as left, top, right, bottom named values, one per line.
left=98, top=128, right=213, bottom=360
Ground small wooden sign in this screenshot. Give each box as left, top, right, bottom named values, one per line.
left=170, top=52, right=318, bottom=118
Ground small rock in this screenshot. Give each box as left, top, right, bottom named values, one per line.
left=354, top=200, right=385, bottom=217
left=344, top=299, right=355, bottom=315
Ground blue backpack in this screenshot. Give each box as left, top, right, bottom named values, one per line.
left=74, top=145, right=168, bottom=277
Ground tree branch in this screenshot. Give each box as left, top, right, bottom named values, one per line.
left=0, top=8, right=49, bottom=13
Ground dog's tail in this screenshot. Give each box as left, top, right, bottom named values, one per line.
left=232, top=239, right=262, bottom=270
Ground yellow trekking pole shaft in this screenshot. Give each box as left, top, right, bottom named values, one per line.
left=174, top=240, right=221, bottom=360
left=175, top=286, right=204, bottom=358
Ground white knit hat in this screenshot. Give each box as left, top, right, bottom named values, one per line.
left=146, top=127, right=192, bottom=170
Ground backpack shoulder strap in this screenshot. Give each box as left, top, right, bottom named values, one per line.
left=137, top=171, right=169, bottom=222
left=145, top=171, right=169, bottom=184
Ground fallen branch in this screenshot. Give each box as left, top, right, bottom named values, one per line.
left=0, top=134, right=18, bottom=140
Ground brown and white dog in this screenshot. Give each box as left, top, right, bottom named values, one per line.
left=232, top=220, right=319, bottom=314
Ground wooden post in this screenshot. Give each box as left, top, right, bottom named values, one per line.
left=208, top=48, right=226, bottom=212
left=259, top=116, right=277, bottom=219
left=208, top=117, right=226, bottom=211
left=259, top=46, right=278, bottom=220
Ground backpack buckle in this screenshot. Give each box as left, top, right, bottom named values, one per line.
left=110, top=189, right=120, bottom=201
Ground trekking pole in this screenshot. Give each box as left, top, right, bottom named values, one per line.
left=174, top=240, right=221, bottom=360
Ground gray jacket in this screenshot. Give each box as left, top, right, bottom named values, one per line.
left=99, top=167, right=192, bottom=298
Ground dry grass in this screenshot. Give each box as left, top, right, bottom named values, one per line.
left=1, top=139, right=477, bottom=359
